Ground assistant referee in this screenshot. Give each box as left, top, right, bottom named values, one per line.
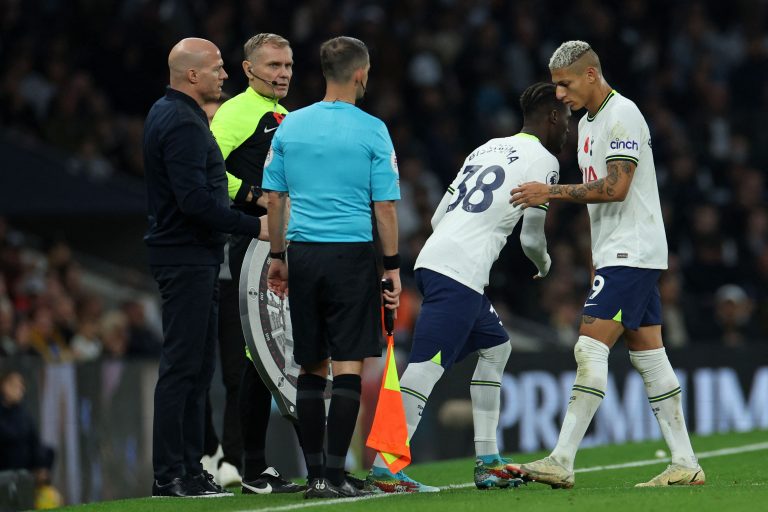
left=263, top=36, right=401, bottom=499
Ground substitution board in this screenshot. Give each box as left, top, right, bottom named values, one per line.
left=239, top=239, right=331, bottom=420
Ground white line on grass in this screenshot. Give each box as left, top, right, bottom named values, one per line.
left=575, top=442, right=768, bottom=473
left=243, top=441, right=768, bottom=512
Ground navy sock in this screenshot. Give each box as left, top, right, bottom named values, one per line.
left=297, top=373, right=328, bottom=481
left=325, top=374, right=361, bottom=486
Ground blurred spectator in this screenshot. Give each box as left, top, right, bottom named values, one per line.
left=28, top=306, right=71, bottom=363
left=658, top=260, right=691, bottom=348
left=99, top=310, right=129, bottom=359
left=0, top=370, right=62, bottom=509
left=680, top=203, right=739, bottom=295
left=0, top=297, right=17, bottom=356
left=711, top=284, right=761, bottom=347
left=70, top=319, right=102, bottom=362
left=121, top=300, right=161, bottom=357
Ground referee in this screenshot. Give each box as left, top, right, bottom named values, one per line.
left=263, top=36, right=401, bottom=499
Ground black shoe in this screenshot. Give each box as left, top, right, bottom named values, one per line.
left=187, top=472, right=233, bottom=497
left=242, top=467, right=306, bottom=494
left=304, top=478, right=341, bottom=499
left=345, top=471, right=366, bottom=490
left=152, top=478, right=190, bottom=497
left=336, top=478, right=374, bottom=498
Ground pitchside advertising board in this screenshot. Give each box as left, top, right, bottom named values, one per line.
left=420, top=345, right=768, bottom=458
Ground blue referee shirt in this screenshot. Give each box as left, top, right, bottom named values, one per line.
left=262, top=101, right=400, bottom=242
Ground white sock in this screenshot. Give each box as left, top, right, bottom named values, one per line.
left=550, top=336, right=609, bottom=472
left=630, top=347, right=698, bottom=468
left=471, top=341, right=511, bottom=457
left=372, top=360, right=444, bottom=470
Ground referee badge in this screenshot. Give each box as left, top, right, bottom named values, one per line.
left=390, top=150, right=399, bottom=176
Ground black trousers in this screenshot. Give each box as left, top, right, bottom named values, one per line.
left=152, top=264, right=219, bottom=483
left=204, top=235, right=277, bottom=472
left=212, top=276, right=247, bottom=467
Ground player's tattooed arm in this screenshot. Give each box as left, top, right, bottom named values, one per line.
left=547, top=160, right=634, bottom=203
left=511, top=160, right=636, bottom=208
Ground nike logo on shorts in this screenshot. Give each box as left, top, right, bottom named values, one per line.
left=264, top=126, right=278, bottom=133
left=584, top=303, right=598, bottom=307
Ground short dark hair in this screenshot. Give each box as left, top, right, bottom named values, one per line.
left=320, top=36, right=369, bottom=82
left=520, top=82, right=561, bottom=118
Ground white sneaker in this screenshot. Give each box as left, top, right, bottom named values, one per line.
left=201, top=445, right=223, bottom=478
left=217, top=461, right=243, bottom=487
left=635, top=464, right=705, bottom=487
left=506, top=456, right=574, bottom=489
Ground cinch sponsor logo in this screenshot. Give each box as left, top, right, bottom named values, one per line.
left=610, top=139, right=639, bottom=151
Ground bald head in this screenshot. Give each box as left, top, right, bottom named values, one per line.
left=167, top=38, right=228, bottom=105
left=169, top=38, right=219, bottom=79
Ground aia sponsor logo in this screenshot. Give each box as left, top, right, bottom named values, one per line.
left=581, top=165, right=597, bottom=183
left=610, top=139, right=638, bottom=151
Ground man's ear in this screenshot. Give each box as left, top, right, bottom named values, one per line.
left=585, top=66, right=597, bottom=84
left=188, top=69, right=199, bottom=84
left=242, top=61, right=253, bottom=78
left=550, top=109, right=559, bottom=124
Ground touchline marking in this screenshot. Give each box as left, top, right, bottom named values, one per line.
left=575, top=442, right=768, bottom=473
left=242, top=441, right=768, bottom=512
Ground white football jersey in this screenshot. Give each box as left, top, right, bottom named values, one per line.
left=577, top=91, right=668, bottom=270
left=415, top=133, right=559, bottom=293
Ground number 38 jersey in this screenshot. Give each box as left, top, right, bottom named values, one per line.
left=578, top=90, right=667, bottom=270
left=415, top=133, right=559, bottom=293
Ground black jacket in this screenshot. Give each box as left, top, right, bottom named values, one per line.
left=142, top=87, right=262, bottom=265
left=0, top=402, right=45, bottom=471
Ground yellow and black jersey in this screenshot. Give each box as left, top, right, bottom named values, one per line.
left=210, top=87, right=288, bottom=212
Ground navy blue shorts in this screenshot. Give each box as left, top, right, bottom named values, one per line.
left=409, top=269, right=509, bottom=369
left=583, top=266, right=662, bottom=330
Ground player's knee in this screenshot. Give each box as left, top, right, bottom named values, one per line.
left=478, top=341, right=511, bottom=365
left=574, top=335, right=610, bottom=366
left=400, top=360, right=445, bottom=389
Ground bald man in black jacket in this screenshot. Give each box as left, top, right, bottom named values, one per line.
left=143, top=37, right=266, bottom=498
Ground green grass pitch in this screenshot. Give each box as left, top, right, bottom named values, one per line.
left=57, top=430, right=767, bottom=512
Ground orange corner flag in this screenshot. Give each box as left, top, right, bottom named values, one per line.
left=365, top=334, right=411, bottom=473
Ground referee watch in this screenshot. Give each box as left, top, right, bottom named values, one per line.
left=249, top=185, right=263, bottom=202
left=269, top=250, right=286, bottom=262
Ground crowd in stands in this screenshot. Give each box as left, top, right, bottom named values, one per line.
left=1, top=0, right=766, bottom=348
left=0, top=218, right=161, bottom=361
